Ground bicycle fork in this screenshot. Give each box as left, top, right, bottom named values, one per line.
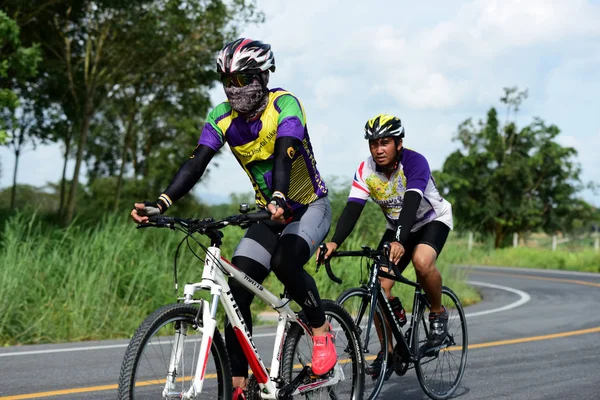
left=163, top=247, right=224, bottom=399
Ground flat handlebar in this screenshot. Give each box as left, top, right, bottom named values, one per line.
left=137, top=209, right=272, bottom=233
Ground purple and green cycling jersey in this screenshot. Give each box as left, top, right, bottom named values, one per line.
left=198, top=88, right=328, bottom=210
left=348, top=148, right=453, bottom=231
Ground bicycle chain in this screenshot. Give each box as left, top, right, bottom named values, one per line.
left=393, top=343, right=409, bottom=376
left=245, top=374, right=261, bottom=400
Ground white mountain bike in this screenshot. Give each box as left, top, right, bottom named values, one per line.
left=117, top=205, right=364, bottom=399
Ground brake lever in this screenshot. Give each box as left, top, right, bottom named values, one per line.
left=316, top=243, right=327, bottom=272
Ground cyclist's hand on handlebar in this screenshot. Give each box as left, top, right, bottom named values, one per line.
left=268, top=193, right=292, bottom=224
left=389, top=241, right=405, bottom=264
left=267, top=202, right=285, bottom=222
left=316, top=242, right=337, bottom=264
left=131, top=201, right=163, bottom=224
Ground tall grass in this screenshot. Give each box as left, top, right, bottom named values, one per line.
left=443, top=234, right=600, bottom=273
left=0, top=213, right=481, bottom=346
left=4, top=210, right=595, bottom=346
left=0, top=213, right=213, bottom=345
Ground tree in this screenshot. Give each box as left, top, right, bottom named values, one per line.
left=0, top=10, right=41, bottom=183
left=0, top=87, right=51, bottom=210
left=436, top=87, right=590, bottom=248
left=3, top=0, right=262, bottom=224
left=83, top=0, right=261, bottom=211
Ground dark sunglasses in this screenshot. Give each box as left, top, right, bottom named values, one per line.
left=220, top=73, right=259, bottom=88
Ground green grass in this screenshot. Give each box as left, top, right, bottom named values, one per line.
left=0, top=213, right=209, bottom=345
left=5, top=212, right=596, bottom=346
left=443, top=234, right=600, bottom=273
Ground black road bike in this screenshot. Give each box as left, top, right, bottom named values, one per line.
left=318, top=243, right=467, bottom=400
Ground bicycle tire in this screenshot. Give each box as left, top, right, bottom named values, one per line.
left=281, top=299, right=365, bottom=399
left=337, top=287, right=389, bottom=400
left=413, top=286, right=468, bottom=400
left=118, top=303, right=232, bottom=399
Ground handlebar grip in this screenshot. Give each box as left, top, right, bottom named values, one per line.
left=247, top=209, right=271, bottom=222
left=136, top=223, right=154, bottom=229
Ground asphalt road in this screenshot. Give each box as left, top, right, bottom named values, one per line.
left=1, top=266, right=599, bottom=400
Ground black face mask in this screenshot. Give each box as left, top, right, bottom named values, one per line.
left=224, top=72, right=270, bottom=117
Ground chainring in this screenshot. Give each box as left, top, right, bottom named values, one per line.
left=245, top=374, right=262, bottom=400
left=393, top=344, right=409, bottom=376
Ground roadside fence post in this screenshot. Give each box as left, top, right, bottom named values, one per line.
left=468, top=231, right=473, bottom=252
left=513, top=232, right=518, bottom=248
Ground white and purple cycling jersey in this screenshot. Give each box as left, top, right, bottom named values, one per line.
left=348, top=148, right=453, bottom=232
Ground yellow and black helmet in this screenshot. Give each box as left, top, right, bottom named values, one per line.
left=364, top=114, right=405, bottom=140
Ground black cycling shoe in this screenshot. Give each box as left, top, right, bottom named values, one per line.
left=366, top=351, right=394, bottom=381
left=427, top=306, right=449, bottom=348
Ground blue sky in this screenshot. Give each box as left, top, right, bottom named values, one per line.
left=1, top=0, right=599, bottom=206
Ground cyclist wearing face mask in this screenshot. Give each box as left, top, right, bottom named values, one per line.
left=318, top=114, right=453, bottom=379
left=130, top=38, right=335, bottom=400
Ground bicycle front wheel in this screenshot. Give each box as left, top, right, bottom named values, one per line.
left=413, top=286, right=468, bottom=400
left=118, top=303, right=232, bottom=399
left=337, top=287, right=389, bottom=400
left=281, top=299, right=365, bottom=399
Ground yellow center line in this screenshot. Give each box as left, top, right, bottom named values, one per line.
left=3, top=325, right=600, bottom=399
left=472, top=270, right=600, bottom=288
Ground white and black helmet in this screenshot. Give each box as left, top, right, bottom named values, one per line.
left=216, top=38, right=276, bottom=74
left=364, top=114, right=405, bottom=140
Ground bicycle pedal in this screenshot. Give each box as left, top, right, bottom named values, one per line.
left=308, top=368, right=334, bottom=380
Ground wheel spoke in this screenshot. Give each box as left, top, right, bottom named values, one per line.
left=414, top=288, right=468, bottom=399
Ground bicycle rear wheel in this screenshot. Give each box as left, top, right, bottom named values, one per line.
left=337, top=287, right=389, bottom=400
left=413, top=287, right=468, bottom=400
left=281, top=299, right=364, bottom=399
left=118, top=303, right=232, bottom=399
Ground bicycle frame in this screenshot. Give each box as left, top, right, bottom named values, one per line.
left=369, top=271, right=428, bottom=363
left=165, top=245, right=341, bottom=399
left=331, top=248, right=429, bottom=364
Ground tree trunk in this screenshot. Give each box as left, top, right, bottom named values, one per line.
left=114, top=93, right=138, bottom=212
left=10, top=127, right=25, bottom=211
left=63, top=99, right=93, bottom=226
left=494, top=225, right=505, bottom=249
left=10, top=149, right=20, bottom=211
left=58, top=126, right=72, bottom=218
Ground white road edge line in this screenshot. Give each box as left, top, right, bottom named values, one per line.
left=0, top=281, right=530, bottom=358
left=465, top=280, right=531, bottom=318
left=0, top=331, right=279, bottom=358
left=457, top=264, right=600, bottom=278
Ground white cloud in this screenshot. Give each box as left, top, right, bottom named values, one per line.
left=312, top=76, right=350, bottom=109
left=2, top=0, right=600, bottom=208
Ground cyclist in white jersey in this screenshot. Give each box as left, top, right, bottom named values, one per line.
left=318, top=114, right=453, bottom=378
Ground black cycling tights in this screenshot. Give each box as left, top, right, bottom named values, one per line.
left=224, top=234, right=325, bottom=377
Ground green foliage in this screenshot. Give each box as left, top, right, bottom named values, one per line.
left=1, top=0, right=263, bottom=224
left=443, top=232, right=600, bottom=273
left=436, top=87, right=592, bottom=247
left=0, top=185, right=59, bottom=213
left=0, top=185, right=479, bottom=346
left=0, top=10, right=41, bottom=142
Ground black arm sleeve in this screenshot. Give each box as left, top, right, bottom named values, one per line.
left=394, top=190, right=422, bottom=245
left=162, top=145, right=216, bottom=204
left=272, top=136, right=301, bottom=197
left=331, top=201, right=365, bottom=247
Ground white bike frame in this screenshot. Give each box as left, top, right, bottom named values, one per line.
left=162, top=245, right=343, bottom=399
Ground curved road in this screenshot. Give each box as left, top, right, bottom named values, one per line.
left=0, top=266, right=599, bottom=399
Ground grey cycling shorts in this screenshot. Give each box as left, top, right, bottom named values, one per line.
left=232, top=196, right=332, bottom=271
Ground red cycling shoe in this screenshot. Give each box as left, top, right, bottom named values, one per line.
left=311, top=327, right=337, bottom=375
left=232, top=387, right=246, bottom=400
